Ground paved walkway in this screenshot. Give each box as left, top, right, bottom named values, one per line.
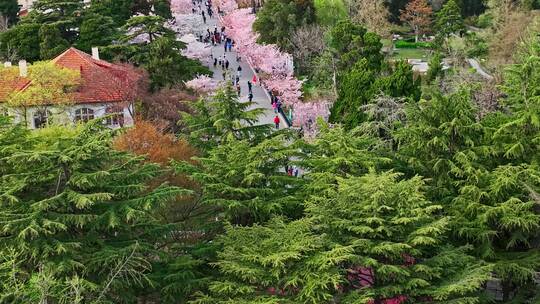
left=467, top=58, right=494, bottom=80
left=200, top=14, right=288, bottom=129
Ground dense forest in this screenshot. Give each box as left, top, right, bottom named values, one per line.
left=0, top=0, right=540, bottom=303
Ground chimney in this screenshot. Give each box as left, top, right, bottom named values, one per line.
left=4, top=62, right=12, bottom=68
left=18, top=60, right=27, bottom=77
left=91, top=47, right=100, bottom=60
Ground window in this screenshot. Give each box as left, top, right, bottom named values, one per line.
left=33, top=110, right=52, bottom=129
left=74, top=108, right=94, bottom=123
left=105, top=109, right=124, bottom=127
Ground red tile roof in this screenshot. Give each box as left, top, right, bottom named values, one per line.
left=0, top=47, right=142, bottom=104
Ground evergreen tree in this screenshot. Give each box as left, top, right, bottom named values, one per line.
left=39, top=24, right=70, bottom=59
left=376, top=60, right=421, bottom=101
left=88, top=0, right=134, bottom=25
left=328, top=19, right=383, bottom=74
left=253, top=0, right=316, bottom=52
left=77, top=13, right=117, bottom=52
left=181, top=85, right=271, bottom=151
left=0, top=23, right=41, bottom=61
left=435, top=0, right=465, bottom=40
left=143, top=37, right=210, bottom=91
left=0, top=122, right=184, bottom=302
left=0, top=0, right=19, bottom=26
left=121, top=15, right=175, bottom=44
left=194, top=170, right=492, bottom=303
left=329, top=59, right=378, bottom=128
left=396, top=88, right=485, bottom=200
left=426, top=51, right=443, bottom=83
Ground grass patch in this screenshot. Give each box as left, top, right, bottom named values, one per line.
left=390, top=48, right=432, bottom=60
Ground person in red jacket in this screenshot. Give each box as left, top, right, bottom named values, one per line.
left=273, top=115, right=280, bottom=129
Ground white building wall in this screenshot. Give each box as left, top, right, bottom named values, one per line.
left=6, top=102, right=134, bottom=129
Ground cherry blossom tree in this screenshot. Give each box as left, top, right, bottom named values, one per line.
left=168, top=13, right=205, bottom=37
left=182, top=40, right=213, bottom=62
left=185, top=75, right=220, bottom=94
left=171, top=0, right=193, bottom=14
left=291, top=101, right=331, bottom=137
left=212, top=0, right=238, bottom=14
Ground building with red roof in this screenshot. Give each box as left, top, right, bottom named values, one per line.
left=0, top=47, right=142, bottom=129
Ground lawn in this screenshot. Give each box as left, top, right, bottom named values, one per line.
left=390, top=48, right=432, bottom=60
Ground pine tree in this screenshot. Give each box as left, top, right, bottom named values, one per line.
left=77, top=13, right=117, bottom=52
left=39, top=24, right=70, bottom=59
left=435, top=0, right=465, bottom=40
left=193, top=171, right=492, bottom=303
left=0, top=122, right=184, bottom=302
left=396, top=88, right=485, bottom=200
left=181, top=85, right=272, bottom=151
left=175, top=133, right=303, bottom=226
left=0, top=0, right=19, bottom=26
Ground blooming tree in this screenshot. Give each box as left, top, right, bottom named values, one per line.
left=182, top=41, right=212, bottom=62
left=185, top=75, right=220, bottom=94
left=171, top=0, right=193, bottom=14
left=168, top=13, right=206, bottom=37
left=213, top=0, right=238, bottom=14
left=291, top=101, right=331, bottom=136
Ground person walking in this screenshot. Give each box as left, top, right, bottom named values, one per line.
left=202, top=11, right=206, bottom=23
left=248, top=92, right=253, bottom=102
left=225, top=59, right=229, bottom=69
left=252, top=75, right=257, bottom=84
left=247, top=80, right=252, bottom=93
left=272, top=101, right=277, bottom=113
left=274, top=115, right=280, bottom=129
left=213, top=58, right=217, bottom=67
left=236, top=84, right=241, bottom=96
left=237, top=65, right=242, bottom=75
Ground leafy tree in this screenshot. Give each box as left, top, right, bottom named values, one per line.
left=77, top=13, right=117, bottom=52
left=253, top=0, right=316, bottom=51
left=328, top=19, right=383, bottom=74
left=426, top=51, right=443, bottom=83
left=153, top=0, right=173, bottom=19
left=0, top=122, right=185, bottom=302
left=435, top=0, right=465, bottom=40
left=399, top=0, right=433, bottom=43
left=31, top=0, right=84, bottom=42
left=181, top=85, right=271, bottom=151
left=194, top=170, right=492, bottom=303
left=0, top=23, right=41, bottom=61
left=144, top=37, right=210, bottom=91
left=6, top=62, right=79, bottom=127
left=396, top=88, right=485, bottom=200
left=376, top=60, right=421, bottom=101
left=313, top=0, right=347, bottom=26
left=38, top=24, right=70, bottom=59
left=329, top=59, right=378, bottom=128
left=0, top=0, right=19, bottom=26
left=88, top=0, right=134, bottom=25
left=122, top=15, right=175, bottom=44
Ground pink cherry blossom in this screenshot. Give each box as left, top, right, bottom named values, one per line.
left=171, top=0, right=193, bottom=14
left=185, top=75, right=220, bottom=94
left=182, top=40, right=213, bottom=62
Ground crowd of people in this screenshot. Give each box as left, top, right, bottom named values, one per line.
left=191, top=0, right=284, bottom=130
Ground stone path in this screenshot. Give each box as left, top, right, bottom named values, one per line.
left=199, top=13, right=289, bottom=129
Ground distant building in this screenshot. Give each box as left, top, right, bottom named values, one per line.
left=0, top=47, right=141, bottom=129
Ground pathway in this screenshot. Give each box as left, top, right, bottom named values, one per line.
left=467, top=58, right=494, bottom=80
left=200, top=14, right=289, bottom=129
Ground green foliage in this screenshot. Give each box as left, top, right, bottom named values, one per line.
left=328, top=19, right=383, bottom=73
left=0, top=121, right=188, bottom=302
left=329, top=59, right=377, bottom=128
left=396, top=88, right=484, bottom=199
left=376, top=60, right=421, bottom=101
left=394, top=40, right=433, bottom=49
left=143, top=37, right=210, bottom=91
left=253, top=0, right=316, bottom=51
left=427, top=51, right=443, bottom=82
left=0, top=0, right=19, bottom=26
left=313, top=0, right=347, bottom=26
left=181, top=85, right=271, bottom=151
left=0, top=23, right=41, bottom=61
left=435, top=0, right=466, bottom=39
left=76, top=13, right=117, bottom=52
left=38, top=24, right=70, bottom=59
left=121, top=15, right=175, bottom=43
left=88, top=0, right=134, bottom=25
